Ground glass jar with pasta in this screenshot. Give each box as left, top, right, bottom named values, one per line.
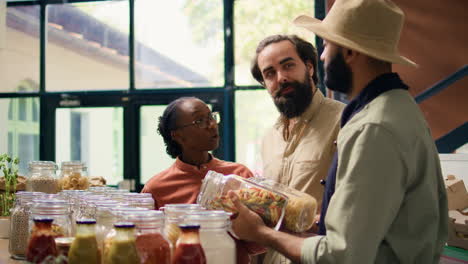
left=250, top=178, right=317, bottom=233
left=59, top=161, right=89, bottom=190
left=197, top=170, right=289, bottom=230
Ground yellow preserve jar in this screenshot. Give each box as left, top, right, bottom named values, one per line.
left=103, top=222, right=139, bottom=264
left=68, top=219, right=100, bottom=264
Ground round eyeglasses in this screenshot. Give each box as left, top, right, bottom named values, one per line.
left=177, top=112, right=221, bottom=129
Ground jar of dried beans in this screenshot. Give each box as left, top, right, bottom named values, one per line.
left=26, top=161, right=60, bottom=194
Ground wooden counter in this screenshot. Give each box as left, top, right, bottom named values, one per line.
left=0, top=239, right=24, bottom=264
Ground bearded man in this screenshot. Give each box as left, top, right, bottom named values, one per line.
left=250, top=34, right=344, bottom=264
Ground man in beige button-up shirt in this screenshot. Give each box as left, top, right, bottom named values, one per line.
left=250, top=34, right=344, bottom=264
left=229, top=1, right=447, bottom=263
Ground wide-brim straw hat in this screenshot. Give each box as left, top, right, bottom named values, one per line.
left=293, top=0, right=417, bottom=67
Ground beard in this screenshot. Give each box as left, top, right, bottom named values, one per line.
left=324, top=51, right=352, bottom=94
left=273, top=72, right=313, bottom=119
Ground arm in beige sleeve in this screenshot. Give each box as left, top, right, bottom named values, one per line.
left=301, top=124, right=407, bottom=264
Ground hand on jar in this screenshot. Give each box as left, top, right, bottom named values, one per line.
left=228, top=190, right=268, bottom=243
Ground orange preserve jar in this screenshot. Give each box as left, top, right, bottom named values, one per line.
left=172, top=224, right=206, bottom=264
left=26, top=217, right=58, bottom=263
left=123, top=211, right=171, bottom=264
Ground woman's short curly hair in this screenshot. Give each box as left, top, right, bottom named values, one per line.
left=157, top=97, right=198, bottom=158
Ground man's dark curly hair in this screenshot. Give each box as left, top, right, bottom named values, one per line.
left=251, top=34, right=319, bottom=86
left=158, top=97, right=198, bottom=158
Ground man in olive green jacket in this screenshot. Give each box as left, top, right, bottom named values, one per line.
left=228, top=0, right=448, bottom=263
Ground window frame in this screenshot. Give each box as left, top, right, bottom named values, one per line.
left=1, top=0, right=326, bottom=191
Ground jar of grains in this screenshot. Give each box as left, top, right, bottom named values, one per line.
left=9, top=192, right=39, bottom=259
left=59, top=161, right=89, bottom=190
left=26, top=161, right=60, bottom=194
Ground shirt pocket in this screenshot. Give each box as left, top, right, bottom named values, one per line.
left=289, top=160, right=322, bottom=189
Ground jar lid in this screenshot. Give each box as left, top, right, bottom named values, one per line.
left=76, top=219, right=96, bottom=225
left=182, top=211, right=231, bottom=228
left=123, top=193, right=152, bottom=198
left=28, top=161, right=58, bottom=170
left=31, top=199, right=69, bottom=213
left=114, top=222, right=135, bottom=228
left=33, top=216, right=54, bottom=223
left=113, top=207, right=149, bottom=217
left=61, top=161, right=87, bottom=170
left=55, top=237, right=74, bottom=245
left=162, top=204, right=203, bottom=212
left=128, top=197, right=154, bottom=204
left=123, top=210, right=164, bottom=222
left=178, top=224, right=200, bottom=230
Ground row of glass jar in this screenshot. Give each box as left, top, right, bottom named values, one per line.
left=27, top=207, right=229, bottom=264
left=27, top=160, right=88, bottom=193
left=8, top=188, right=155, bottom=260
left=15, top=200, right=235, bottom=264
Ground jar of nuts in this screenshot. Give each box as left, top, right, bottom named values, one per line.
left=26, top=161, right=60, bottom=194
left=59, top=161, right=89, bottom=190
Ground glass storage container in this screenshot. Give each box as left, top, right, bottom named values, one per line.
left=197, top=171, right=288, bottom=230
left=101, top=207, right=149, bottom=253
left=26, top=161, right=60, bottom=194
left=68, top=219, right=100, bottom=264
left=182, top=211, right=235, bottom=264
left=30, top=199, right=71, bottom=238
left=162, top=204, right=204, bottom=247
left=123, top=210, right=171, bottom=264
left=26, top=217, right=58, bottom=263
left=55, top=237, right=74, bottom=260
left=173, top=224, right=206, bottom=264
left=128, top=196, right=155, bottom=210
left=252, top=178, right=318, bottom=233
left=103, top=222, right=140, bottom=264
left=59, top=161, right=89, bottom=190
left=9, top=192, right=39, bottom=259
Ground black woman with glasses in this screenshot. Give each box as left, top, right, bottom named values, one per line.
left=142, top=96, right=253, bottom=209
left=142, top=97, right=260, bottom=264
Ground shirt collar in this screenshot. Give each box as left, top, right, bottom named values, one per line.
left=174, top=154, right=220, bottom=172
left=341, top=72, right=408, bottom=127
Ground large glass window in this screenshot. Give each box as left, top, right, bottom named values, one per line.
left=135, top=0, right=224, bottom=89
left=46, top=1, right=129, bottom=91
left=234, top=1, right=315, bottom=86
left=235, top=90, right=278, bottom=174
left=0, top=97, right=40, bottom=175
left=140, top=105, right=175, bottom=185
left=56, top=107, right=123, bottom=185
left=0, top=6, right=40, bottom=93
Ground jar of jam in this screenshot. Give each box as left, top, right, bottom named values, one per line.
left=122, top=210, right=171, bottom=264
left=26, top=217, right=58, bottom=263
left=173, top=224, right=206, bottom=264
left=182, top=211, right=235, bottom=264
